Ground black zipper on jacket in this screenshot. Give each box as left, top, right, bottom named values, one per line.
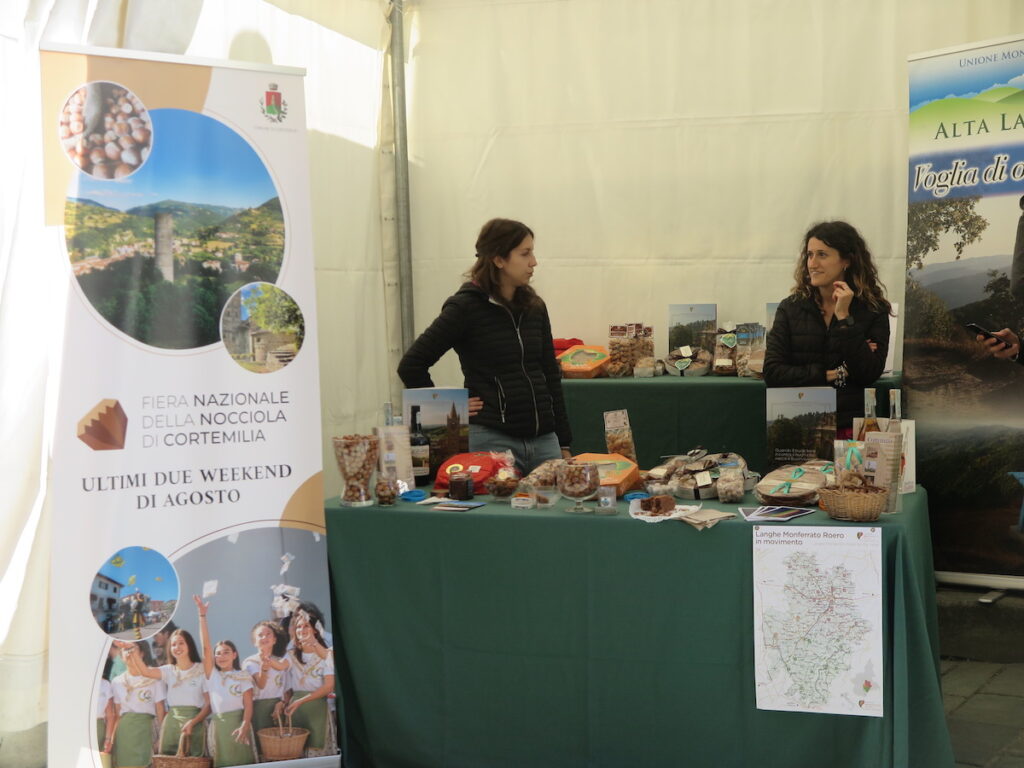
left=498, top=302, right=540, bottom=436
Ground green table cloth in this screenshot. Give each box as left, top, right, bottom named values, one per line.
left=562, top=374, right=902, bottom=472
left=325, top=486, right=951, bottom=768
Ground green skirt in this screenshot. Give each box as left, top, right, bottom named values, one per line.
left=211, top=709, right=256, bottom=767
left=96, top=717, right=105, bottom=749
left=251, top=697, right=281, bottom=734
left=158, top=705, right=206, bottom=756
left=290, top=691, right=327, bottom=750
left=112, top=711, right=154, bottom=768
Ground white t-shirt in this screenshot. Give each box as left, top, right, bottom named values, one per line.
left=97, top=679, right=112, bottom=719
left=111, top=672, right=165, bottom=715
left=289, top=650, right=334, bottom=693
left=158, top=664, right=207, bottom=708
left=242, top=654, right=291, bottom=700
left=206, top=668, right=253, bottom=714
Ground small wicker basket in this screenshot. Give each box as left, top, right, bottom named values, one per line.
left=818, top=469, right=888, bottom=522
left=257, top=713, right=309, bottom=762
left=152, top=732, right=211, bottom=768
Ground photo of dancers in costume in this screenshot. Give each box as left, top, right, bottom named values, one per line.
left=93, top=526, right=337, bottom=765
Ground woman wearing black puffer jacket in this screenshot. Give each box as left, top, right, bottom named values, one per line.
left=765, top=221, right=892, bottom=437
left=397, top=218, right=572, bottom=474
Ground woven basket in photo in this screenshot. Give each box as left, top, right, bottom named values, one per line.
left=257, top=713, right=309, bottom=762
left=152, top=733, right=211, bottom=768
left=818, top=469, right=888, bottom=522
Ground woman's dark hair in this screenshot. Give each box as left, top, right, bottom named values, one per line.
left=167, top=628, right=202, bottom=666
left=792, top=220, right=892, bottom=315
left=214, top=639, right=242, bottom=670
left=466, top=218, right=541, bottom=309
left=290, top=601, right=328, bottom=663
left=251, top=620, right=288, bottom=658
left=103, top=656, right=113, bottom=681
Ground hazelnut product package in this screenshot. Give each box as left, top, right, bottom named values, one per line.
left=572, top=452, right=640, bottom=497
left=482, top=451, right=521, bottom=501
left=734, top=322, right=767, bottom=378
left=712, top=329, right=739, bottom=376
left=607, top=323, right=654, bottom=378
left=603, top=409, right=638, bottom=464
left=558, top=345, right=610, bottom=378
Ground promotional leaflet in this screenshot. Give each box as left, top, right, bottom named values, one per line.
left=41, top=46, right=335, bottom=767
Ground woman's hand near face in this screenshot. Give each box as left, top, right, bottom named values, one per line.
left=832, top=281, right=854, bottom=319
left=468, top=397, right=483, bottom=417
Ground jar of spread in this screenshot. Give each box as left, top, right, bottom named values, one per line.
left=449, top=472, right=474, bottom=500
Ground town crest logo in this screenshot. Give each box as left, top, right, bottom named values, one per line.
left=259, top=83, right=288, bottom=123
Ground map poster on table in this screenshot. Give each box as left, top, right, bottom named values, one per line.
left=752, top=525, right=883, bottom=717
left=41, top=46, right=336, bottom=768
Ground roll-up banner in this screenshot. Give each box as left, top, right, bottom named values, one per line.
left=907, top=36, right=1024, bottom=585
left=41, top=46, right=338, bottom=767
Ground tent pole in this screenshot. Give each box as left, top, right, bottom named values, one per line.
left=390, top=0, right=415, bottom=351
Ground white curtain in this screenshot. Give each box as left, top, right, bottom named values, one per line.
left=0, top=0, right=391, bottom=745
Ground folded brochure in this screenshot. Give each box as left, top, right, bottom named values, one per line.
left=739, top=506, right=816, bottom=522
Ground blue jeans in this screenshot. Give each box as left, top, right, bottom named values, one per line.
left=468, top=423, right=562, bottom=475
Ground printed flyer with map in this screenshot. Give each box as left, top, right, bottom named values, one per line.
left=752, top=525, right=883, bottom=717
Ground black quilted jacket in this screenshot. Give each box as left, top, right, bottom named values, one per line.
left=764, top=294, right=890, bottom=429
left=397, top=282, right=572, bottom=447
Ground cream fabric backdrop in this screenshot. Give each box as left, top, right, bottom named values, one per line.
left=403, top=0, right=1024, bottom=391
left=3, top=0, right=1024, bottom=752
left=0, top=0, right=392, bottom=741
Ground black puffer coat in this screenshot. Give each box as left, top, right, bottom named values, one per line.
left=397, top=282, right=572, bottom=447
left=764, top=294, right=890, bottom=430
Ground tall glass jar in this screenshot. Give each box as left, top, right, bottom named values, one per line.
left=332, top=435, right=380, bottom=507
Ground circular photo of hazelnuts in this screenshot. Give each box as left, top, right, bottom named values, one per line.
left=59, top=81, right=152, bottom=180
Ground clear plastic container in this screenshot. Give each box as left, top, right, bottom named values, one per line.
left=332, top=435, right=379, bottom=507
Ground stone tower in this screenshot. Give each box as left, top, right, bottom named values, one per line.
left=154, top=212, right=174, bottom=282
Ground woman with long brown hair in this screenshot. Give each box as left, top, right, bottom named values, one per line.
left=764, top=220, right=892, bottom=436
left=398, top=218, right=572, bottom=474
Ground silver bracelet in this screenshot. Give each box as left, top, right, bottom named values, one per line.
left=832, top=363, right=849, bottom=389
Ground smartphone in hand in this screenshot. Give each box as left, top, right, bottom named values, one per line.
left=964, top=322, right=1007, bottom=347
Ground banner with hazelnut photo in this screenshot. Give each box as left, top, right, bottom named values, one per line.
left=41, top=47, right=336, bottom=767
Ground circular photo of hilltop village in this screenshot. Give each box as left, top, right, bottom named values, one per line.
left=221, top=282, right=305, bottom=373
left=63, top=108, right=284, bottom=349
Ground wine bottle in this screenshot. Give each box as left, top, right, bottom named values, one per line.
left=856, top=388, right=880, bottom=441
left=409, top=405, right=431, bottom=487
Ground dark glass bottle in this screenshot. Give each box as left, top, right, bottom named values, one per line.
left=409, top=405, right=431, bottom=487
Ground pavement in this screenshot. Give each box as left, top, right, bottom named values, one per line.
left=944, top=660, right=1024, bottom=768
left=938, top=587, right=1024, bottom=768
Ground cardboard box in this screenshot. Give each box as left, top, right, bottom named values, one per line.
left=572, top=452, right=640, bottom=496
left=558, top=345, right=610, bottom=378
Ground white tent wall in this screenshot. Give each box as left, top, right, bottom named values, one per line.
left=403, top=0, right=1024, bottom=391
left=0, top=0, right=390, bottom=763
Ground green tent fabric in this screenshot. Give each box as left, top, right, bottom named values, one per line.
left=561, top=375, right=901, bottom=471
